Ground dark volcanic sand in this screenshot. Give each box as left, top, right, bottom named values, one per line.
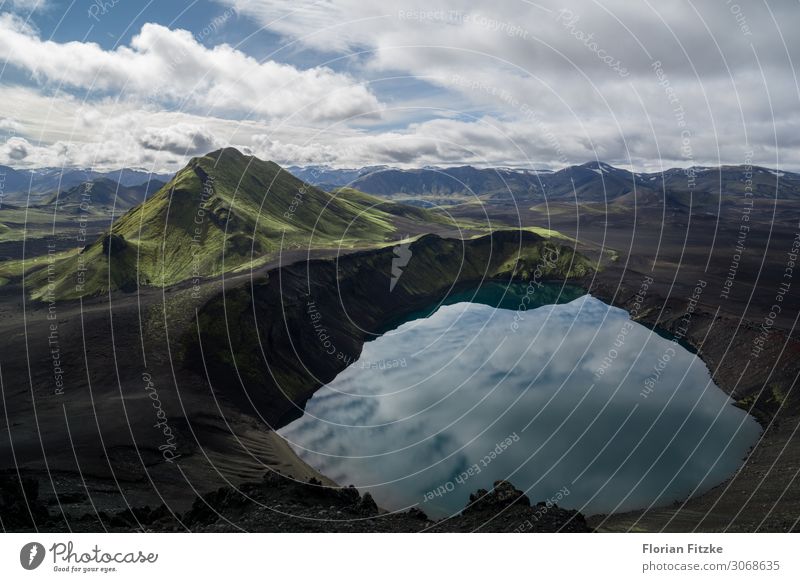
left=1, top=200, right=799, bottom=532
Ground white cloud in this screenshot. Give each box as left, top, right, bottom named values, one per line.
left=218, top=0, right=800, bottom=169
left=0, top=117, right=23, bottom=133
left=1, top=136, right=32, bottom=161
left=0, top=14, right=382, bottom=123
left=138, top=124, right=221, bottom=155
left=3, top=1, right=800, bottom=170
left=2, top=82, right=798, bottom=173
left=0, top=86, right=242, bottom=170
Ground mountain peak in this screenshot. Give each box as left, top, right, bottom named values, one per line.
left=205, top=146, right=248, bottom=158
left=579, top=161, right=618, bottom=172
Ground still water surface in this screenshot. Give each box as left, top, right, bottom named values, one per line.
left=280, top=285, right=760, bottom=517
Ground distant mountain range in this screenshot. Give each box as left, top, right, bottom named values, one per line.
left=46, top=177, right=167, bottom=213
left=288, top=161, right=800, bottom=203
left=0, top=164, right=173, bottom=204
left=287, top=164, right=548, bottom=198
left=5, top=160, right=799, bottom=209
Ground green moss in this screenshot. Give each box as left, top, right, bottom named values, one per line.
left=0, top=248, right=79, bottom=282
left=0, top=207, right=59, bottom=242
left=771, top=384, right=787, bottom=405
left=736, top=382, right=789, bottom=425
left=21, top=150, right=462, bottom=300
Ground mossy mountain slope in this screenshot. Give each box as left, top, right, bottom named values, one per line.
left=26, top=148, right=445, bottom=300
left=189, top=229, right=594, bottom=427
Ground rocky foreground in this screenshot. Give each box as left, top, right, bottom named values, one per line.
left=1, top=473, right=590, bottom=533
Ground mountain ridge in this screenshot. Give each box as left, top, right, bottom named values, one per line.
left=0, top=164, right=173, bottom=204
left=287, top=161, right=800, bottom=202
left=20, top=148, right=457, bottom=300
left=45, top=177, right=166, bottom=212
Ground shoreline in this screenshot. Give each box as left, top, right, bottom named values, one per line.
left=272, top=277, right=768, bottom=527
left=584, top=273, right=800, bottom=531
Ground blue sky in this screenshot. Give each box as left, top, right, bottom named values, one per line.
left=1, top=0, right=799, bottom=171
left=34, top=1, right=346, bottom=70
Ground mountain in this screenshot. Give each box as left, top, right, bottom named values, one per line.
left=346, top=162, right=658, bottom=201
left=9, top=160, right=799, bottom=209
left=285, top=165, right=386, bottom=190
left=288, top=161, right=800, bottom=204
left=45, top=178, right=166, bottom=212
left=0, top=165, right=173, bottom=204
left=651, top=165, right=800, bottom=199
left=0, top=165, right=30, bottom=197
left=290, top=164, right=552, bottom=199
left=109, top=168, right=175, bottom=188
left=345, top=166, right=548, bottom=200
left=24, top=148, right=449, bottom=300
left=529, top=161, right=643, bottom=202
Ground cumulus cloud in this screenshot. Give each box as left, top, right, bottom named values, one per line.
left=251, top=136, right=338, bottom=165
left=3, top=1, right=800, bottom=169
left=0, top=87, right=237, bottom=170
left=248, top=114, right=798, bottom=171
left=218, top=0, right=800, bottom=169
left=2, top=81, right=795, bottom=173
left=3, top=137, right=30, bottom=161
left=138, top=124, right=220, bottom=155
left=0, top=14, right=382, bottom=123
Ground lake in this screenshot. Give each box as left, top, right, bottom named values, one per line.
left=279, top=284, right=761, bottom=518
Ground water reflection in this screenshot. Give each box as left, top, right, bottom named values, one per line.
left=280, top=293, right=760, bottom=518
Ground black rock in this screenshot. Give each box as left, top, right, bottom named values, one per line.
left=101, top=233, right=128, bottom=255
left=464, top=480, right=530, bottom=514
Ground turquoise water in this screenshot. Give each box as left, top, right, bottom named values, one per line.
left=280, top=287, right=761, bottom=518
left=378, top=281, right=586, bottom=332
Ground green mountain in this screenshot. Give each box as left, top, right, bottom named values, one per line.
left=25, top=148, right=450, bottom=300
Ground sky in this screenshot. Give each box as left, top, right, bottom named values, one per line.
left=0, top=0, right=798, bottom=172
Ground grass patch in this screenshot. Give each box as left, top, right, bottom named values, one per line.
left=0, top=248, right=79, bottom=283
left=469, top=225, right=576, bottom=243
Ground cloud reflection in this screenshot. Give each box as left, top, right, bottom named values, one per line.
left=280, top=295, right=761, bottom=518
